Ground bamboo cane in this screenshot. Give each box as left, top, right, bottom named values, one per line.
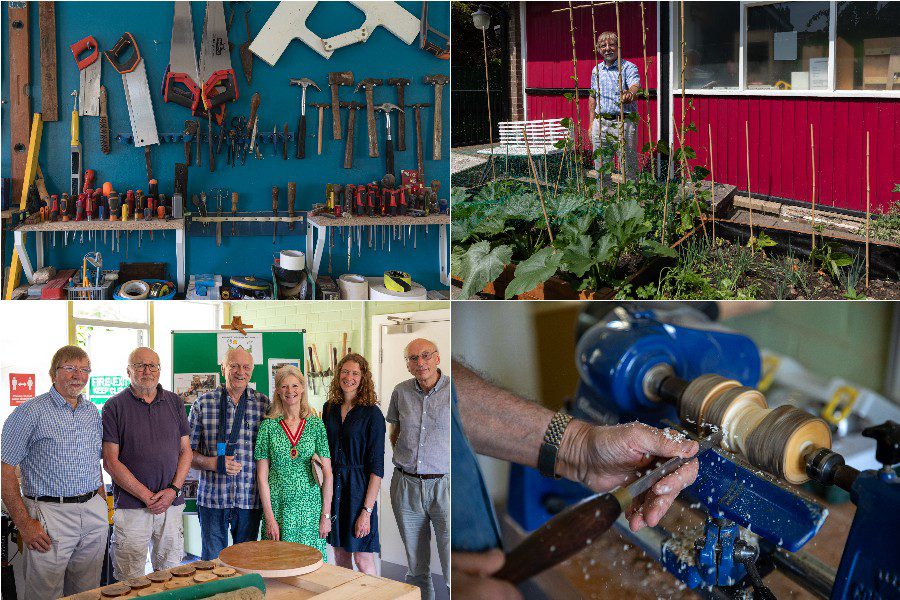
left=866, top=131, right=870, bottom=289
left=589, top=1, right=603, bottom=196
left=661, top=145, right=672, bottom=244
left=482, top=25, right=496, bottom=182
left=567, top=1, right=583, bottom=193
left=615, top=0, right=624, bottom=201
left=810, top=123, right=817, bottom=255
left=555, top=137, right=569, bottom=197
left=745, top=120, right=754, bottom=242
left=709, top=123, right=715, bottom=247
left=677, top=0, right=707, bottom=239
left=524, top=128, right=554, bottom=243
left=641, top=1, right=653, bottom=178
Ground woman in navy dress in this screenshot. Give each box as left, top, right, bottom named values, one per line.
left=323, top=353, right=385, bottom=574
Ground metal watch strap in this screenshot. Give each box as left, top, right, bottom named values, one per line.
left=538, top=410, right=573, bottom=479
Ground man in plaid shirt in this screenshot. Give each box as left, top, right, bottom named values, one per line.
left=189, top=347, right=270, bottom=560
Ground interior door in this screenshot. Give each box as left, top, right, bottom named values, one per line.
left=371, top=309, right=451, bottom=574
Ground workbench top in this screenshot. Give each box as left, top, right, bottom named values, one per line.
left=307, top=213, right=450, bottom=228
left=15, top=219, right=184, bottom=232
left=60, top=560, right=418, bottom=600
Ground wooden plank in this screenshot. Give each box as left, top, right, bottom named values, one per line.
left=277, top=564, right=365, bottom=594
left=8, top=1, right=32, bottom=207
left=310, top=575, right=419, bottom=600
left=39, top=1, right=58, bottom=121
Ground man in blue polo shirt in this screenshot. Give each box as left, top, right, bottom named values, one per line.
left=189, top=346, right=270, bottom=560
left=102, top=347, right=192, bottom=581
left=589, top=31, right=641, bottom=184
left=1, top=345, right=109, bottom=599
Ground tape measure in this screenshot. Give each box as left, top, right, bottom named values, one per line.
left=384, top=270, right=412, bottom=292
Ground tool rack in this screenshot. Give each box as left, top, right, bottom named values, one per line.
left=13, top=219, right=186, bottom=293
left=305, top=212, right=450, bottom=290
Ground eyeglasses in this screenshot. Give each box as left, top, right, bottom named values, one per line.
left=57, top=365, right=91, bottom=375
left=130, top=363, right=160, bottom=372
left=227, top=364, right=254, bottom=373
left=406, top=350, right=437, bottom=363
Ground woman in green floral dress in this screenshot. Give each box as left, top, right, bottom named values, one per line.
left=255, top=365, right=333, bottom=561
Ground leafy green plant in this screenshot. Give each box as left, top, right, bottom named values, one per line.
left=811, top=242, right=853, bottom=281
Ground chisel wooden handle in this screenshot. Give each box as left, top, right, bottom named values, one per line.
left=99, top=86, right=110, bottom=154
left=495, top=490, right=626, bottom=585
left=231, top=191, right=238, bottom=235
left=287, top=182, right=296, bottom=231
left=248, top=92, right=260, bottom=136
left=317, top=107, right=324, bottom=155
left=272, top=186, right=279, bottom=241
left=344, top=107, right=356, bottom=169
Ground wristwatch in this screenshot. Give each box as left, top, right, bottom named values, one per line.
left=322, top=513, right=332, bottom=520
left=167, top=484, right=182, bottom=496
left=362, top=506, right=373, bottom=514
left=538, top=410, right=573, bottom=479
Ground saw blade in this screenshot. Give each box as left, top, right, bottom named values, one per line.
left=169, top=1, right=200, bottom=84
left=122, top=60, right=160, bottom=147
left=199, top=1, right=232, bottom=83
left=79, top=60, right=102, bottom=116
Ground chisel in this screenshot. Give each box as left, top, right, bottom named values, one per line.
left=70, top=92, right=82, bottom=198
left=495, top=435, right=716, bottom=585
left=272, top=186, right=279, bottom=242
left=287, top=182, right=296, bottom=231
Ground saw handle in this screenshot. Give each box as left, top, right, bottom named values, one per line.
left=163, top=65, right=202, bottom=114
left=203, top=69, right=239, bottom=110
left=104, top=32, right=141, bottom=75
left=70, top=36, right=100, bottom=69
left=495, top=491, right=624, bottom=585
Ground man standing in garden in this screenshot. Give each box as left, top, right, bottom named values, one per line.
left=589, top=31, right=641, bottom=185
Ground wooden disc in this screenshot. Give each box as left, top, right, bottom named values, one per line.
left=194, top=571, right=218, bottom=583
left=147, top=571, right=172, bottom=583
left=193, top=560, right=216, bottom=570
left=126, top=577, right=151, bottom=589
left=212, top=566, right=237, bottom=577
left=679, top=375, right=740, bottom=431
left=218, top=540, right=323, bottom=578
left=100, top=583, right=131, bottom=597
left=171, top=564, right=196, bottom=577
left=782, top=417, right=832, bottom=484
left=164, top=579, right=190, bottom=590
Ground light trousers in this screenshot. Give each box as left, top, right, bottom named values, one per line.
left=111, top=504, right=185, bottom=581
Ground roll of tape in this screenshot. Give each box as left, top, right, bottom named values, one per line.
left=338, top=274, right=369, bottom=300
left=384, top=270, right=412, bottom=293
left=369, top=282, right=427, bottom=301
left=119, top=280, right=150, bottom=300
left=280, top=250, right=306, bottom=271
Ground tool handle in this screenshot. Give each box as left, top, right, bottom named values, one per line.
left=297, top=115, right=306, bottom=159
left=163, top=66, right=202, bottom=113
left=317, top=109, right=324, bottom=155
left=343, top=109, right=356, bottom=169
left=248, top=93, right=261, bottom=135
left=272, top=186, right=279, bottom=214
left=287, top=182, right=296, bottom=230
left=203, top=70, right=239, bottom=110
left=71, top=104, right=80, bottom=146
left=386, top=136, right=395, bottom=179
left=104, top=32, right=140, bottom=75
left=70, top=36, right=99, bottom=69
left=495, top=492, right=623, bottom=585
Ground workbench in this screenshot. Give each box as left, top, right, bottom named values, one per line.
left=12, top=219, right=186, bottom=292
left=305, top=213, right=450, bottom=291
left=60, top=560, right=419, bottom=600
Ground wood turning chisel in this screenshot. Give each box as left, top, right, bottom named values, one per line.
left=495, top=435, right=718, bottom=585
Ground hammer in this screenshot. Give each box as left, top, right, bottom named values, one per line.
left=387, top=78, right=410, bottom=151
left=289, top=77, right=320, bottom=159
left=423, top=74, right=449, bottom=160
left=340, top=101, right=365, bottom=169
left=407, top=103, right=431, bottom=181
left=309, top=103, right=329, bottom=155
left=376, top=103, right=404, bottom=180
left=355, top=78, right=383, bottom=158
left=328, top=71, right=354, bottom=140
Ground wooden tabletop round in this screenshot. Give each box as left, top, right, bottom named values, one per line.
left=218, top=540, right=324, bottom=578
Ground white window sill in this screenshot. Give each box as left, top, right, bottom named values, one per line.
left=674, top=88, right=900, bottom=99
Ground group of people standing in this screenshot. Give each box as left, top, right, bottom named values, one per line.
left=1, top=338, right=449, bottom=600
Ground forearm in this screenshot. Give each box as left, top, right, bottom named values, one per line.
left=1, top=465, right=32, bottom=529
left=588, top=96, right=596, bottom=118
left=257, top=474, right=274, bottom=520
left=191, top=450, right=217, bottom=472
left=453, top=360, right=594, bottom=476
left=321, top=472, right=334, bottom=515
left=363, top=474, right=381, bottom=509
left=172, top=446, right=192, bottom=489
left=389, top=425, right=399, bottom=448
left=104, top=457, right=152, bottom=502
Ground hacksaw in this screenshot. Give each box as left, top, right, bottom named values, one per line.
left=70, top=36, right=101, bottom=116
left=104, top=33, right=159, bottom=147
left=249, top=1, right=420, bottom=63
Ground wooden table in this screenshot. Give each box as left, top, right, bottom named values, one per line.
left=61, top=561, right=419, bottom=600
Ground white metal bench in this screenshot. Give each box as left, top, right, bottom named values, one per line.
left=476, top=119, right=571, bottom=157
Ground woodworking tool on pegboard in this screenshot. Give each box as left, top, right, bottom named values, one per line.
left=199, top=0, right=238, bottom=111
left=70, top=35, right=101, bottom=116
left=506, top=307, right=900, bottom=599
left=163, top=1, right=203, bottom=116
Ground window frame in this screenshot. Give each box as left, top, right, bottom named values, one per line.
left=671, top=0, right=900, bottom=98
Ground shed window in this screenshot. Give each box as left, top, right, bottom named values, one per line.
left=836, top=1, right=900, bottom=90
left=746, top=2, right=830, bottom=90
left=675, top=2, right=741, bottom=90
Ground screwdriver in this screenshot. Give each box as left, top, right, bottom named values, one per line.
left=495, top=435, right=716, bottom=585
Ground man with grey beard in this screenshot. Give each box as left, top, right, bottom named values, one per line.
left=102, top=347, right=192, bottom=581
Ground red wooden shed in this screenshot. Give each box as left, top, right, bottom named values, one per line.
left=517, top=1, right=899, bottom=213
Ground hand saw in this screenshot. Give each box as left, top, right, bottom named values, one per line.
left=199, top=1, right=238, bottom=110
left=105, top=33, right=159, bottom=148
left=163, top=1, right=203, bottom=116
left=70, top=36, right=101, bottom=116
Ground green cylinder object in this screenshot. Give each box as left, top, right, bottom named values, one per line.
left=131, top=573, right=265, bottom=599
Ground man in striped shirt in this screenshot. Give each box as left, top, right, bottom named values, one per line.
left=1, top=345, right=109, bottom=599
left=589, top=31, right=641, bottom=185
